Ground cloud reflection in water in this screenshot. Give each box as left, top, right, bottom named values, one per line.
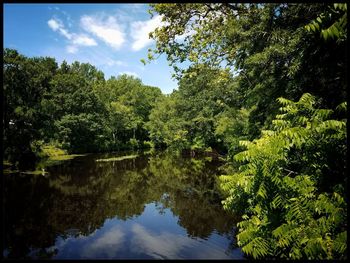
left=130, top=223, right=234, bottom=259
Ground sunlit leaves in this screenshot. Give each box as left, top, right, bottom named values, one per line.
left=219, top=93, right=347, bottom=259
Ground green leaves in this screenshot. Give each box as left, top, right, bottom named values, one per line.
left=144, top=3, right=347, bottom=259
left=140, top=58, right=146, bottom=65
left=219, top=93, right=347, bottom=259
left=305, top=4, right=347, bottom=42
left=3, top=49, right=59, bottom=164
left=333, top=231, right=347, bottom=255
left=147, top=64, right=239, bottom=151
left=3, top=49, right=165, bottom=159
left=241, top=237, right=271, bottom=259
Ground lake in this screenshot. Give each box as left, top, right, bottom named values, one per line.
left=3, top=150, right=245, bottom=259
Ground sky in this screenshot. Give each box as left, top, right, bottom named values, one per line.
left=4, top=4, right=180, bottom=94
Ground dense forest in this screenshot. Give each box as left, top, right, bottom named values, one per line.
left=3, top=51, right=163, bottom=167
left=3, top=3, right=347, bottom=260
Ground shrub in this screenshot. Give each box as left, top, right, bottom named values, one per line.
left=220, top=94, right=347, bottom=259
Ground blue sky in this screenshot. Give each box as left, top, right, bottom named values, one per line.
left=4, top=4, right=179, bottom=94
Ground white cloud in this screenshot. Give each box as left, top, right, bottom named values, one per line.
left=48, top=19, right=61, bottom=31
left=130, top=223, right=194, bottom=259
left=47, top=18, right=72, bottom=40
left=129, top=4, right=145, bottom=9
left=106, top=59, right=126, bottom=67
left=130, top=15, right=164, bottom=51
left=130, top=223, right=236, bottom=259
left=47, top=224, right=126, bottom=258
left=48, top=17, right=98, bottom=54
left=72, top=35, right=97, bottom=46
left=60, top=28, right=73, bottom=40
left=81, top=15, right=126, bottom=49
left=118, top=71, right=139, bottom=77
left=123, top=4, right=147, bottom=15
left=81, top=225, right=125, bottom=258
left=61, top=47, right=127, bottom=71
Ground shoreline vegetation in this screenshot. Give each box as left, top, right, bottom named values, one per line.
left=95, top=154, right=139, bottom=162
left=3, top=148, right=225, bottom=174
left=3, top=153, right=86, bottom=175
left=3, top=3, right=347, bottom=260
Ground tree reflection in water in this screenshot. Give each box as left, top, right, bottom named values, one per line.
left=3, top=151, right=242, bottom=259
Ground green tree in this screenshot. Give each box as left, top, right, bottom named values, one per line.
left=94, top=74, right=162, bottom=150
left=3, top=49, right=57, bottom=166
left=148, top=3, right=347, bottom=135
left=40, top=62, right=106, bottom=152
left=3, top=50, right=163, bottom=162
left=54, top=113, right=104, bottom=153
left=146, top=93, right=188, bottom=150
left=147, top=64, right=238, bottom=153
left=214, top=106, right=254, bottom=158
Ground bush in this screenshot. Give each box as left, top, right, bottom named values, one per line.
left=31, top=140, right=67, bottom=159
left=220, top=94, right=347, bottom=259
left=128, top=138, right=139, bottom=150
left=142, top=140, right=155, bottom=149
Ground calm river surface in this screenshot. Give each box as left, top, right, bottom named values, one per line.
left=3, top=150, right=244, bottom=259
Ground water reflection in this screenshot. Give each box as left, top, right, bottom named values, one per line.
left=3, top=151, right=244, bottom=259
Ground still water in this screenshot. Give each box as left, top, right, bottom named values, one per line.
left=3, top=151, right=244, bottom=259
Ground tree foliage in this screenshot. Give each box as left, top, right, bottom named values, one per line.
left=3, top=49, right=58, bottom=166
left=146, top=5, right=347, bottom=258
left=146, top=64, right=240, bottom=153
left=305, top=3, right=347, bottom=42
left=148, top=3, right=347, bottom=133
left=220, top=94, right=347, bottom=259
left=3, top=3, right=347, bottom=260
left=3, top=50, right=162, bottom=165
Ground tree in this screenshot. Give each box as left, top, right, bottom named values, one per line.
left=148, top=3, right=347, bottom=135
left=3, top=49, right=57, bottom=166
left=214, top=106, right=254, bottom=158
left=40, top=62, right=106, bottom=153
left=146, top=93, right=188, bottom=150
left=94, top=74, right=162, bottom=150
left=3, top=50, right=163, bottom=162
left=147, top=64, right=239, bottom=152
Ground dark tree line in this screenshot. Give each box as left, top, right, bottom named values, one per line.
left=3, top=49, right=162, bottom=167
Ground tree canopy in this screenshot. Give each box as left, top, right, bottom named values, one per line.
left=3, top=50, right=163, bottom=165
left=3, top=3, right=347, bottom=260
left=146, top=3, right=347, bottom=260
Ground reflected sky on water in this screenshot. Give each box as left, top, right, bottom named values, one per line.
left=3, top=151, right=244, bottom=259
